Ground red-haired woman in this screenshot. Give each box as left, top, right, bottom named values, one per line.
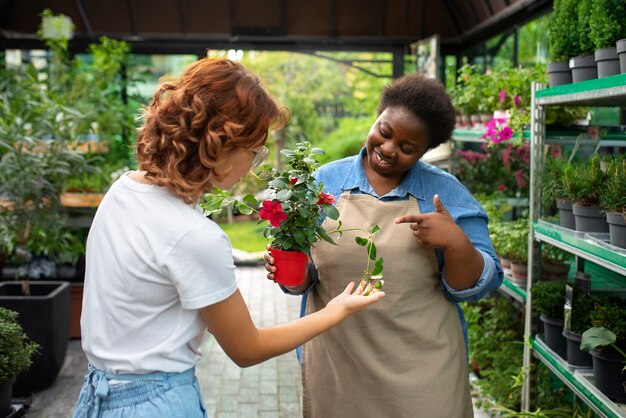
left=73, top=58, right=384, bottom=418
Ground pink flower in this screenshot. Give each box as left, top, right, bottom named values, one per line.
left=515, top=169, right=527, bottom=188
left=317, top=192, right=335, bottom=206
left=498, top=184, right=507, bottom=192
left=499, top=89, right=506, bottom=103
left=514, top=96, right=520, bottom=106
left=500, top=127, right=514, bottom=141
left=259, top=200, right=288, bottom=227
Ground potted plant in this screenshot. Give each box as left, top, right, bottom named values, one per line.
left=547, top=0, right=575, bottom=85
left=542, top=156, right=576, bottom=229
left=564, top=288, right=600, bottom=367
left=581, top=297, right=626, bottom=402
left=507, top=219, right=529, bottom=287
left=589, top=0, right=626, bottom=78
left=569, top=0, right=599, bottom=82
left=600, top=155, right=626, bottom=248
left=561, top=154, right=609, bottom=233
left=532, top=279, right=567, bottom=358
left=541, top=243, right=570, bottom=281
left=0, top=307, right=38, bottom=418
left=203, top=142, right=384, bottom=291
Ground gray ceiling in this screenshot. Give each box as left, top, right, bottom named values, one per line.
left=0, top=0, right=552, bottom=55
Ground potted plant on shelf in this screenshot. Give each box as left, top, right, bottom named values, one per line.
left=203, top=142, right=384, bottom=292
left=507, top=219, right=529, bottom=287
left=564, top=287, right=600, bottom=367
left=0, top=307, right=38, bottom=418
left=547, top=0, right=576, bottom=85
left=561, top=154, right=609, bottom=233
left=532, top=279, right=567, bottom=358
left=589, top=0, right=626, bottom=78
left=569, top=0, right=598, bottom=82
left=600, top=155, right=626, bottom=248
left=581, top=297, right=626, bottom=403
left=541, top=243, right=571, bottom=281
left=542, top=155, right=576, bottom=229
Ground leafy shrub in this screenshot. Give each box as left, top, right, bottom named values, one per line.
left=533, top=280, right=567, bottom=318
left=0, top=307, right=39, bottom=384
left=589, top=0, right=626, bottom=50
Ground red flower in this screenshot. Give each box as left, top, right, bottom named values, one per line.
left=259, top=200, right=288, bottom=227
left=317, top=192, right=335, bottom=206
left=289, top=177, right=298, bottom=185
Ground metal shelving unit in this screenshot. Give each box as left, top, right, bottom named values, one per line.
left=522, top=74, right=626, bottom=416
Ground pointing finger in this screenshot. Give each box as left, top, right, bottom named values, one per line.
left=395, top=213, right=425, bottom=224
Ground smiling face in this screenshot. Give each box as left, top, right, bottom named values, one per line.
left=364, top=106, right=431, bottom=182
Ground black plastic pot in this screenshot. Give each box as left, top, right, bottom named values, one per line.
left=0, top=282, right=70, bottom=393
left=617, top=39, right=626, bottom=74
left=572, top=204, right=609, bottom=233
left=540, top=315, right=566, bottom=359
left=562, top=329, right=592, bottom=367
left=547, top=61, right=572, bottom=87
left=606, top=212, right=626, bottom=249
left=594, top=47, right=621, bottom=78
left=556, top=199, right=575, bottom=230
left=0, top=377, right=14, bottom=418
left=569, top=55, right=598, bottom=83
left=590, top=347, right=626, bottom=403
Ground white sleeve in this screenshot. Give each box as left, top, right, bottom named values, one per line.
left=162, top=223, right=238, bottom=310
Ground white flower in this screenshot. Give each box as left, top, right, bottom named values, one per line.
left=41, top=14, right=74, bottom=40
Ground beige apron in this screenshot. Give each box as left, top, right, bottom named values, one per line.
left=303, top=192, right=473, bottom=418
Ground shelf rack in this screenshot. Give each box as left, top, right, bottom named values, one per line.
left=522, top=73, right=626, bottom=416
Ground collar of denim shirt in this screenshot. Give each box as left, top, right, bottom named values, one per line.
left=336, top=147, right=426, bottom=201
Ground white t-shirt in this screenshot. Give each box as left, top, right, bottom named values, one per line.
left=81, top=173, right=238, bottom=374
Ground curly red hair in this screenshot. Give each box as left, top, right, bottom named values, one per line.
left=137, top=58, right=288, bottom=203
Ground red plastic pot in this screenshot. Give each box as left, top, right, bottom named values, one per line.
left=270, top=247, right=308, bottom=286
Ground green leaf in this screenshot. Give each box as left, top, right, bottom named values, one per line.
left=242, top=194, right=258, bottom=206
left=276, top=189, right=293, bottom=201
left=303, top=157, right=316, bottom=165
left=293, top=228, right=305, bottom=245
left=371, top=257, right=384, bottom=276
left=580, top=327, right=617, bottom=352
left=355, top=236, right=368, bottom=246
left=269, top=179, right=287, bottom=189
left=237, top=203, right=254, bottom=215
left=371, top=225, right=380, bottom=234
left=310, top=147, right=325, bottom=156
left=367, top=242, right=377, bottom=260
left=317, top=225, right=337, bottom=245
left=321, top=204, right=339, bottom=220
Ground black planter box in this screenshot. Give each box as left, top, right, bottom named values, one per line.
left=0, top=282, right=70, bottom=393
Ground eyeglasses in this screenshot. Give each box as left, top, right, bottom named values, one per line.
left=251, top=146, right=269, bottom=169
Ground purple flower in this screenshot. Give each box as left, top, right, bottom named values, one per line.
left=514, top=96, right=520, bottom=106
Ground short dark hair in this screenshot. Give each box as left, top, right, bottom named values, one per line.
left=377, top=73, right=455, bottom=150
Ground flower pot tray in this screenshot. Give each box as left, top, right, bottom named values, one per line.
left=534, top=220, right=626, bottom=269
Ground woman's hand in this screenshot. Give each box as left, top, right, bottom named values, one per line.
left=326, top=282, right=385, bottom=315
left=394, top=194, right=469, bottom=251
left=263, top=245, right=277, bottom=281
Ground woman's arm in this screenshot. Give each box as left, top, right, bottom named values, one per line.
left=200, top=282, right=383, bottom=367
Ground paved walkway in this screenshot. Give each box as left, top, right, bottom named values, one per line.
left=23, top=265, right=491, bottom=418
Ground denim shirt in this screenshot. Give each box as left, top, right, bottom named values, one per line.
left=283, top=147, right=503, bottom=353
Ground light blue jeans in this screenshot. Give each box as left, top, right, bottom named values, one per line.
left=72, top=365, right=207, bottom=418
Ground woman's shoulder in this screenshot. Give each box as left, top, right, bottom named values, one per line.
left=315, top=155, right=357, bottom=183
left=417, top=161, right=482, bottom=209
